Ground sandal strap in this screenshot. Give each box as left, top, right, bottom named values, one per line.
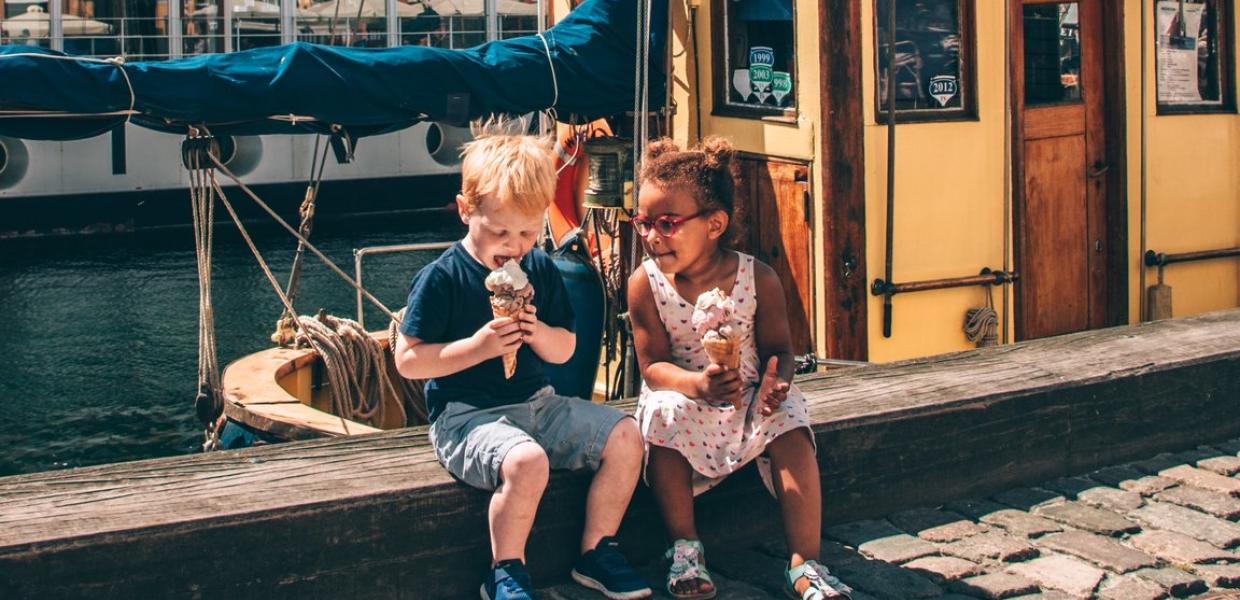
left=787, top=560, right=852, bottom=600
left=665, top=539, right=713, bottom=588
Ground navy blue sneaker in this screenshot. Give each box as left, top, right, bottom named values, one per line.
left=481, top=559, right=539, bottom=600
left=571, top=536, right=653, bottom=599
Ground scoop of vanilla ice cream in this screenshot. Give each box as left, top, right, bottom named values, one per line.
left=485, top=259, right=529, bottom=291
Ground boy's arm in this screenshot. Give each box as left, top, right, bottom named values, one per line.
left=628, top=266, right=718, bottom=398
left=394, top=318, right=523, bottom=379
left=518, top=304, right=576, bottom=365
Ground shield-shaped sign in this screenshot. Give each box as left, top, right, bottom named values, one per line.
left=748, top=46, right=774, bottom=103
left=772, top=71, right=792, bottom=105
left=928, top=75, right=958, bottom=107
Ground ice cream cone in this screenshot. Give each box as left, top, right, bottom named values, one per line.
left=491, top=301, right=525, bottom=379
left=702, top=335, right=740, bottom=370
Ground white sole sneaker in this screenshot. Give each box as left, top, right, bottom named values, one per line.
left=570, top=569, right=653, bottom=600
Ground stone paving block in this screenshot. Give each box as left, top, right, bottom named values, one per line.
left=1096, top=573, right=1168, bottom=600
left=1177, top=448, right=1226, bottom=465
left=1077, top=486, right=1145, bottom=513
left=903, top=556, right=984, bottom=584
left=889, top=508, right=990, bottom=543
left=941, top=531, right=1040, bottom=563
left=1034, top=530, right=1159, bottom=573
left=1214, top=439, right=1240, bottom=456
left=993, top=488, right=1066, bottom=511
left=1123, top=476, right=1182, bottom=497
left=1155, top=485, right=1240, bottom=520
left=1009, top=592, right=1075, bottom=600
left=946, top=499, right=1013, bottom=521
left=1196, top=564, right=1240, bottom=588
left=834, top=557, right=945, bottom=600
left=1033, top=501, right=1141, bottom=536
left=1132, top=567, right=1208, bottom=598
left=1006, top=554, right=1106, bottom=598
left=1129, top=453, right=1186, bottom=476
left=978, top=510, right=1063, bottom=538
left=1199, top=456, right=1240, bottom=477
left=756, top=539, right=868, bottom=567
left=1131, top=502, right=1240, bottom=549
left=1128, top=529, right=1239, bottom=565
left=825, top=519, right=906, bottom=547
left=949, top=572, right=1039, bottom=599
left=707, top=546, right=797, bottom=596
left=1160, top=465, right=1240, bottom=497
left=1040, top=476, right=1100, bottom=498
left=1091, top=466, right=1178, bottom=495
left=857, top=533, right=940, bottom=564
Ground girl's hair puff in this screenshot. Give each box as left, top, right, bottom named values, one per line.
left=639, top=136, right=739, bottom=242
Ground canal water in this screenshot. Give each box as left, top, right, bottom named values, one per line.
left=0, top=213, right=464, bottom=476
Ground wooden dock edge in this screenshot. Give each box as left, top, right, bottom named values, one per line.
left=2, top=310, right=1238, bottom=598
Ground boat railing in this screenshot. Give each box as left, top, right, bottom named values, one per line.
left=353, top=240, right=454, bottom=328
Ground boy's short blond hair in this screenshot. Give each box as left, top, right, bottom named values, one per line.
left=459, top=119, right=556, bottom=216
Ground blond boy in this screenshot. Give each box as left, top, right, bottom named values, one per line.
left=394, top=127, right=651, bottom=600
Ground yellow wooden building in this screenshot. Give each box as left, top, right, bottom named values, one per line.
left=577, top=0, right=1239, bottom=363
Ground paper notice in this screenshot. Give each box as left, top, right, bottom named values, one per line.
left=1156, top=0, right=1204, bottom=103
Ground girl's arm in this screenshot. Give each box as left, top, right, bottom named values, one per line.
left=752, top=261, right=797, bottom=409
left=628, top=265, right=739, bottom=400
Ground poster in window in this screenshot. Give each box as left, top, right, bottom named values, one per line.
left=1156, top=0, right=1206, bottom=103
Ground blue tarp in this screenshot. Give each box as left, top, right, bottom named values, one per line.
left=0, top=0, right=665, bottom=140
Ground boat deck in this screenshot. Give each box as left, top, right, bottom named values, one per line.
left=540, top=440, right=1240, bottom=599
left=1, top=310, right=1238, bottom=598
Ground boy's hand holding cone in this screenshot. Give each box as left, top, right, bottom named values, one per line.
left=485, top=260, right=534, bottom=378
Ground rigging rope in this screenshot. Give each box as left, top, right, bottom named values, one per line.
left=186, top=139, right=224, bottom=450
left=206, top=151, right=402, bottom=325
left=273, top=134, right=333, bottom=346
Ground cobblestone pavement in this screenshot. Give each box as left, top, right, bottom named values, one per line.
left=543, top=438, right=1240, bottom=599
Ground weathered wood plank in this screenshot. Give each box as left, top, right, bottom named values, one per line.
left=2, top=310, right=1239, bottom=598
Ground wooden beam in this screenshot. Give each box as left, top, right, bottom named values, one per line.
left=2, top=310, right=1239, bottom=598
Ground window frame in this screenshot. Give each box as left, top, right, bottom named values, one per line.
left=871, top=0, right=979, bottom=124
left=710, top=0, right=800, bottom=122
left=1154, top=0, right=1237, bottom=115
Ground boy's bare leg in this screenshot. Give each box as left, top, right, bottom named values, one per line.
left=767, top=427, right=821, bottom=593
left=490, top=441, right=550, bottom=563
left=646, top=444, right=713, bottom=596
left=581, top=418, right=643, bottom=551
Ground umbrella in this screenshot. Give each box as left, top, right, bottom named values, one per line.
left=2, top=5, right=112, bottom=38
left=191, top=0, right=281, bottom=17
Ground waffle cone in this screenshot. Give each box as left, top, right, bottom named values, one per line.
left=491, top=302, right=524, bottom=378
left=702, top=335, right=740, bottom=370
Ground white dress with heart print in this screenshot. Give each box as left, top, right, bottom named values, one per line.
left=635, top=252, right=814, bottom=496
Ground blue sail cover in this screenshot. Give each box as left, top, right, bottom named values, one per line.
left=0, top=0, right=665, bottom=140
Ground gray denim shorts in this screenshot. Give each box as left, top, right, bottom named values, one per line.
left=428, top=386, right=630, bottom=491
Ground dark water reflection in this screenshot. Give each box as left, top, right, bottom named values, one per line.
left=0, top=212, right=464, bottom=476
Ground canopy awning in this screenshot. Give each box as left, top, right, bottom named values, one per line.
left=0, top=0, right=665, bottom=140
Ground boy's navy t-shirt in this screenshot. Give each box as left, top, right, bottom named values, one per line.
left=399, top=242, right=575, bottom=421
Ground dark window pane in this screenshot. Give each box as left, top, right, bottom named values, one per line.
left=1156, top=0, right=1225, bottom=106
left=876, top=0, right=964, bottom=112
left=724, top=0, right=796, bottom=110
left=1023, top=2, right=1081, bottom=106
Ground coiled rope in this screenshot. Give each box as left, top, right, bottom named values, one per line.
left=964, top=285, right=999, bottom=348
left=296, top=312, right=405, bottom=429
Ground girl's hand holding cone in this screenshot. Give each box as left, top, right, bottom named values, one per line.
left=697, top=363, right=743, bottom=409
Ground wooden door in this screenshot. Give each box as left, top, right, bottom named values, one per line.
left=1012, top=0, right=1111, bottom=340
left=734, top=154, right=814, bottom=353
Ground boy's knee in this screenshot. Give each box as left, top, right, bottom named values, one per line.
left=500, top=442, right=550, bottom=489
left=603, top=418, right=643, bottom=459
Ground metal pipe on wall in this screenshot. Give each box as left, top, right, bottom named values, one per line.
left=880, top=0, right=897, bottom=338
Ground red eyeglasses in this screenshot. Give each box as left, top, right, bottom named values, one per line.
left=630, top=210, right=709, bottom=237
